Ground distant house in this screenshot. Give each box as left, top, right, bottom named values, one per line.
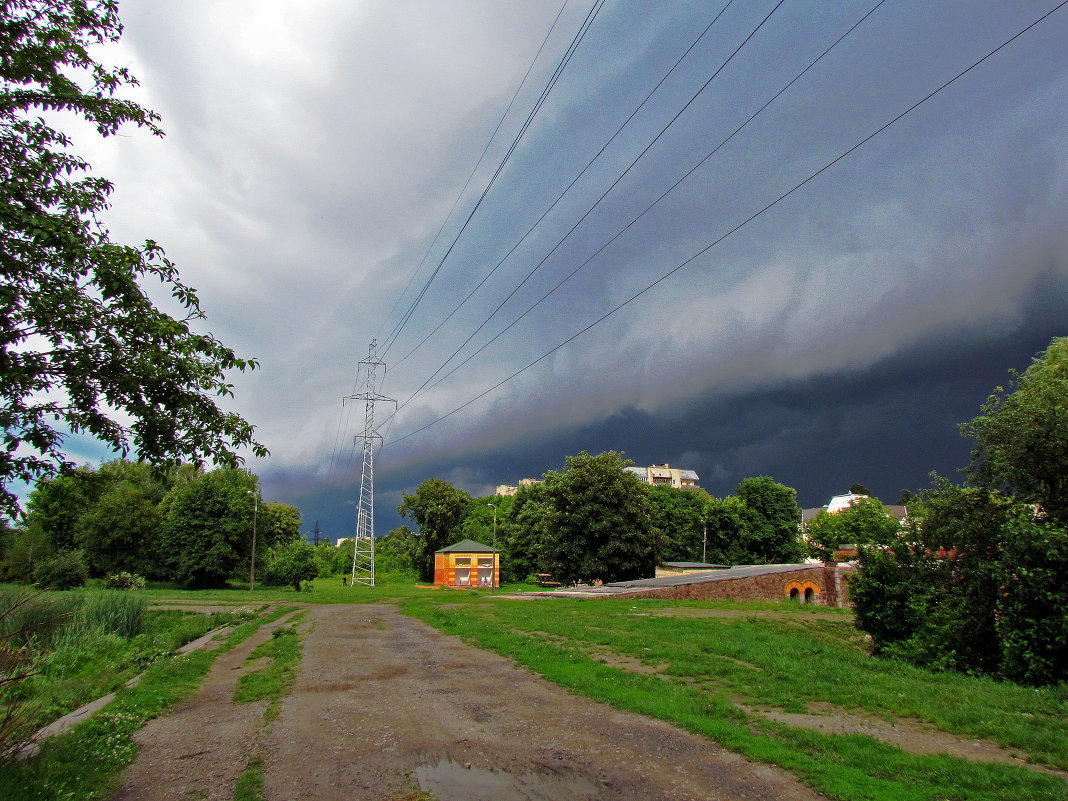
left=495, top=478, right=542, bottom=497
left=434, top=539, right=500, bottom=587
left=624, top=463, right=700, bottom=489
left=801, top=494, right=908, bottom=528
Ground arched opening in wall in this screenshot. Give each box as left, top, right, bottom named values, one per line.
left=785, top=579, right=822, bottom=605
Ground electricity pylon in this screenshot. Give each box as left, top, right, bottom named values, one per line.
left=346, top=339, right=395, bottom=586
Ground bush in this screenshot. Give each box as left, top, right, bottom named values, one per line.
left=103, top=572, right=146, bottom=590
left=33, top=550, right=88, bottom=590
left=995, top=511, right=1068, bottom=686
left=262, top=539, right=317, bottom=590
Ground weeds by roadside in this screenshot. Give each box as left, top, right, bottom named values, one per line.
left=0, top=605, right=295, bottom=801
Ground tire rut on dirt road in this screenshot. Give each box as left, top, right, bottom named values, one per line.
left=260, top=604, right=824, bottom=801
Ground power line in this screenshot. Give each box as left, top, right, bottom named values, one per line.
left=375, top=0, right=571, bottom=345
left=386, top=0, right=1067, bottom=447
left=390, top=0, right=737, bottom=372
left=399, top=0, right=889, bottom=410
left=387, top=0, right=786, bottom=417
left=380, top=0, right=607, bottom=358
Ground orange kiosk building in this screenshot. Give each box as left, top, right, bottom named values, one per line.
left=434, top=539, right=499, bottom=588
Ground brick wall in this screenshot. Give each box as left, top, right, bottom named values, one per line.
left=607, top=564, right=855, bottom=607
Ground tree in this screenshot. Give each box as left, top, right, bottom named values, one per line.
left=262, top=538, right=316, bottom=591
left=848, top=483, right=871, bottom=495
left=74, top=479, right=160, bottom=576
left=258, top=502, right=302, bottom=549
left=0, top=522, right=51, bottom=581
left=313, top=541, right=342, bottom=578
left=851, top=481, right=1013, bottom=675
left=539, top=451, right=662, bottom=585
left=703, top=494, right=749, bottom=565
left=735, top=476, right=803, bottom=563
left=0, top=0, right=266, bottom=520
left=501, top=483, right=549, bottom=583
left=996, top=509, right=1068, bottom=686
left=157, top=468, right=256, bottom=586
left=963, top=337, right=1068, bottom=523
left=647, top=485, right=711, bottom=562
left=398, top=478, right=471, bottom=581
left=24, top=468, right=102, bottom=551
left=375, top=526, right=421, bottom=578
left=804, top=496, right=902, bottom=560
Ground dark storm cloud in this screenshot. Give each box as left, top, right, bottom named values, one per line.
left=324, top=272, right=1068, bottom=538
left=34, top=2, right=1065, bottom=536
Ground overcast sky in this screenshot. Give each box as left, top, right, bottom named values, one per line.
left=52, top=0, right=1068, bottom=539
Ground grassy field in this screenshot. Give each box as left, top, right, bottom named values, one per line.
left=401, top=592, right=1068, bottom=801
left=3, top=578, right=1066, bottom=801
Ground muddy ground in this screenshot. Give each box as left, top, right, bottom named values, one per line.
left=114, top=604, right=826, bottom=801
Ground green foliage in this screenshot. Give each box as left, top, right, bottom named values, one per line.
left=103, top=571, right=146, bottom=590
left=0, top=602, right=271, bottom=800
left=853, top=478, right=1068, bottom=686
left=157, top=468, right=256, bottom=587
left=735, top=476, right=804, bottom=563
left=703, top=494, right=749, bottom=564
left=0, top=0, right=267, bottom=519
left=375, top=526, right=421, bottom=578
left=539, top=451, right=663, bottom=584
left=1, top=524, right=52, bottom=581
left=995, top=510, right=1068, bottom=686
left=312, top=540, right=343, bottom=577
left=398, top=478, right=472, bottom=581
left=33, top=549, right=88, bottom=590
left=964, top=336, right=1068, bottom=523
left=258, top=502, right=302, bottom=549
left=804, top=496, right=902, bottom=560
left=24, top=469, right=101, bottom=552
left=261, top=538, right=317, bottom=590
left=647, top=485, right=711, bottom=562
left=74, top=480, right=160, bottom=576
left=500, top=483, right=549, bottom=583
left=852, top=482, right=1008, bottom=675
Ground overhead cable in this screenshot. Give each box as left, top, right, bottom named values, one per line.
left=386, top=0, right=1067, bottom=446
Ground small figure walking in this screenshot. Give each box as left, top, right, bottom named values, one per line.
left=342, top=575, right=348, bottom=587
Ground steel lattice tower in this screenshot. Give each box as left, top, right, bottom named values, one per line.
left=347, top=340, right=395, bottom=586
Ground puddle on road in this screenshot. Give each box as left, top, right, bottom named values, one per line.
left=415, top=759, right=600, bottom=801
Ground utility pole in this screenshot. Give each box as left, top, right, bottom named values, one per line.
left=313, top=520, right=321, bottom=546
left=346, top=339, right=396, bottom=586
left=702, top=523, right=707, bottom=564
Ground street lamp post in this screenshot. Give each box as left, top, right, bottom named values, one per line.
left=248, top=491, right=259, bottom=591
left=487, top=502, right=498, bottom=589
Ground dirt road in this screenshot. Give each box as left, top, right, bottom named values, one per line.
left=115, top=604, right=826, bottom=801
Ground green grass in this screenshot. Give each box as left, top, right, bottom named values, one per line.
left=1, top=590, right=255, bottom=739
left=233, top=616, right=306, bottom=722
left=233, top=754, right=265, bottom=801
left=0, top=604, right=290, bottom=801
left=402, top=595, right=1068, bottom=801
